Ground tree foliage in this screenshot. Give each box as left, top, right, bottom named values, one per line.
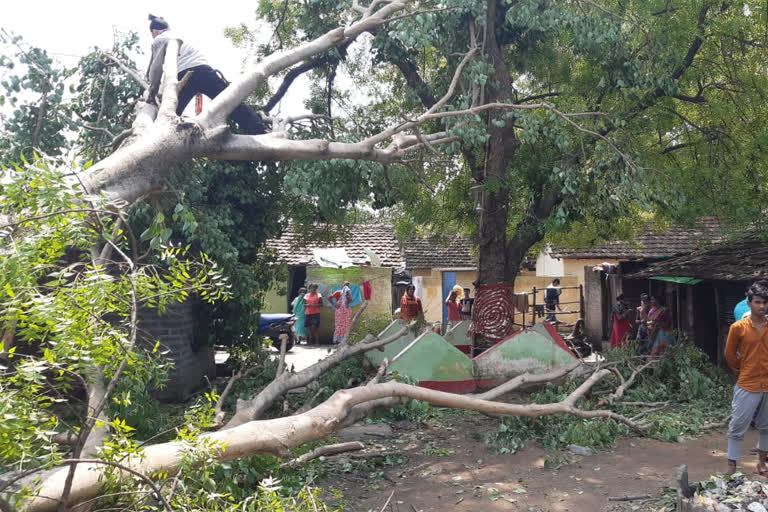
left=246, top=0, right=768, bottom=267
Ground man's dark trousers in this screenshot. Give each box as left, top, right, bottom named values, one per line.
left=177, top=65, right=265, bottom=135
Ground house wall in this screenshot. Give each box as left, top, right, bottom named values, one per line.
left=263, top=285, right=289, bottom=314
left=536, top=248, right=564, bottom=277
left=138, top=301, right=215, bottom=402
left=562, top=258, right=620, bottom=287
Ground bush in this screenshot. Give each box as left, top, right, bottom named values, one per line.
left=483, top=384, right=630, bottom=453
left=484, top=343, right=731, bottom=453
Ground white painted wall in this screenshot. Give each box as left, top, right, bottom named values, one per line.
left=535, top=246, right=564, bottom=277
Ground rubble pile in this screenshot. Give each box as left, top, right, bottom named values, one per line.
left=693, top=473, right=768, bottom=512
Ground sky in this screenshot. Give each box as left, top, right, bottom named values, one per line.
left=2, top=0, right=308, bottom=115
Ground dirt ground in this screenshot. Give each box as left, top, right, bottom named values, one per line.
left=322, top=414, right=752, bottom=512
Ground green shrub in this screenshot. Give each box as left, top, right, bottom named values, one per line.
left=484, top=344, right=731, bottom=453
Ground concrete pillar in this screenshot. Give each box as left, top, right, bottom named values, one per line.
left=584, top=266, right=603, bottom=344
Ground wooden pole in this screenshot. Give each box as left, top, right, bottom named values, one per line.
left=686, top=285, right=694, bottom=345
left=579, top=284, right=585, bottom=320
left=714, top=286, right=723, bottom=368
left=532, top=286, right=537, bottom=325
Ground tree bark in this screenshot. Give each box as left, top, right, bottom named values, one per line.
left=474, top=0, right=519, bottom=286
left=503, top=190, right=562, bottom=281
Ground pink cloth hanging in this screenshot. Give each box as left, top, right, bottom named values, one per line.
left=362, top=281, right=372, bottom=300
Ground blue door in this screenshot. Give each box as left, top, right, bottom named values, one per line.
left=442, top=271, right=457, bottom=326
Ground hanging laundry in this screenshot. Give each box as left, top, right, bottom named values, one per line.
left=362, top=280, right=372, bottom=300
left=513, top=293, right=529, bottom=314
left=331, top=284, right=363, bottom=307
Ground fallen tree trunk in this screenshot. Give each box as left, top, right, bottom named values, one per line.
left=19, top=370, right=645, bottom=512
left=224, top=317, right=408, bottom=427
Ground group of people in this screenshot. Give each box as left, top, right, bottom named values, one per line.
left=605, top=279, right=768, bottom=477
left=445, top=286, right=474, bottom=325
left=290, top=281, right=354, bottom=345
left=395, top=283, right=474, bottom=326
left=609, top=293, right=675, bottom=355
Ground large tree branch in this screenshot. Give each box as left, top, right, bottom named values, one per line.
left=158, top=39, right=181, bottom=118
left=223, top=322, right=411, bottom=428
left=212, top=366, right=263, bottom=427
left=21, top=369, right=645, bottom=512
left=201, top=0, right=411, bottom=127
left=361, top=46, right=477, bottom=148
left=263, top=40, right=356, bottom=113
left=475, top=359, right=587, bottom=401
left=504, top=189, right=562, bottom=280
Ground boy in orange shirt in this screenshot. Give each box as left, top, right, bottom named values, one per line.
left=724, top=280, right=768, bottom=475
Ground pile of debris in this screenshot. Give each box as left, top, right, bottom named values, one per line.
left=687, top=473, right=768, bottom=512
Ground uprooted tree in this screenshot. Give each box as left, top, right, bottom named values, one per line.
left=0, top=0, right=763, bottom=509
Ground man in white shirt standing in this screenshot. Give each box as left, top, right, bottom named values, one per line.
left=145, top=14, right=265, bottom=135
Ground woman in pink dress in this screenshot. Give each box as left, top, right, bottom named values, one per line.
left=330, top=281, right=353, bottom=344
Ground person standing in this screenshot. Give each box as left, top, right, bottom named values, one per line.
left=635, top=293, right=650, bottom=352
left=330, top=281, right=353, bottom=344
left=400, top=284, right=424, bottom=323
left=724, top=280, right=768, bottom=476
left=609, top=294, right=632, bottom=349
left=647, top=296, right=675, bottom=355
left=303, top=283, right=323, bottom=345
left=145, top=14, right=266, bottom=135
left=460, top=287, right=474, bottom=320
left=445, top=289, right=461, bottom=327
left=291, top=287, right=307, bottom=344
left=544, top=278, right=562, bottom=323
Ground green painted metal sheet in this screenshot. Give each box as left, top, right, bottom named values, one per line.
left=473, top=329, right=575, bottom=383
left=389, top=332, right=473, bottom=383
left=364, top=320, right=415, bottom=368
left=443, top=321, right=470, bottom=347
left=650, top=276, right=702, bottom=285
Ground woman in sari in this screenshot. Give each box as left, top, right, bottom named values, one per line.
left=609, top=294, right=633, bottom=349
left=330, top=281, right=353, bottom=344
left=648, top=295, right=676, bottom=355
left=291, top=287, right=307, bottom=344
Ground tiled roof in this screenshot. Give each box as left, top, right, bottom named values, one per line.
left=266, top=224, right=405, bottom=267
left=403, top=235, right=476, bottom=269
left=628, top=232, right=768, bottom=282
left=550, top=217, right=725, bottom=260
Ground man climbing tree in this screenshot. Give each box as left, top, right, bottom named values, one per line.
left=145, top=14, right=266, bottom=134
